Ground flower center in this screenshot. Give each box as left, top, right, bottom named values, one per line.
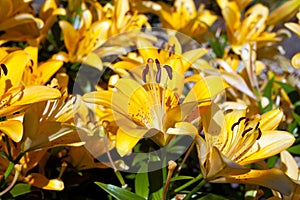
left=226, top=115, right=262, bottom=162
left=128, top=58, right=179, bottom=130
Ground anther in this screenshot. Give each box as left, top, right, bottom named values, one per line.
left=0, top=64, right=8, bottom=76
left=231, top=117, right=247, bottom=131
left=142, top=64, right=149, bottom=82
left=147, top=58, right=154, bottom=63
left=255, top=122, right=260, bottom=130
left=242, top=128, right=253, bottom=137
left=257, top=128, right=262, bottom=140
left=163, top=65, right=173, bottom=80
left=155, top=59, right=161, bottom=83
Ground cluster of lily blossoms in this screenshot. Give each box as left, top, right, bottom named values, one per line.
left=0, top=0, right=300, bottom=199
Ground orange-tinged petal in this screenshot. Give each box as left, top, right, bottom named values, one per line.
left=280, top=150, right=299, bottom=180
left=238, top=130, right=295, bottom=166
left=212, top=168, right=295, bottom=196
left=0, top=13, right=44, bottom=30
left=0, top=120, right=23, bottom=142
left=259, top=109, right=283, bottom=131
left=25, top=173, right=64, bottom=191
left=0, top=0, right=13, bottom=20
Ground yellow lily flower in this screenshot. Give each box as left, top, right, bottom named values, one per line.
left=103, top=0, right=150, bottom=36
left=113, top=36, right=208, bottom=76
left=131, top=0, right=217, bottom=41
left=23, top=46, right=63, bottom=85
left=266, top=150, right=300, bottom=199
left=0, top=0, right=44, bottom=44
left=285, top=11, right=300, bottom=68
left=0, top=49, right=61, bottom=144
left=38, top=0, right=66, bottom=42
left=216, top=0, right=279, bottom=53
left=196, top=103, right=295, bottom=195
left=0, top=50, right=61, bottom=117
left=85, top=57, right=226, bottom=156
left=56, top=0, right=149, bottom=64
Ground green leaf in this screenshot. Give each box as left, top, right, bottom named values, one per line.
left=198, top=193, right=230, bottom=200
left=170, top=176, right=194, bottom=182
left=274, top=81, right=296, bottom=94
left=266, top=155, right=279, bottom=168
left=135, top=173, right=149, bottom=199
left=149, top=188, right=163, bottom=200
left=9, top=183, right=35, bottom=197
left=293, top=112, right=300, bottom=127
left=95, top=182, right=145, bottom=200
left=148, top=166, right=163, bottom=193
left=262, top=77, right=274, bottom=113
left=288, top=144, right=300, bottom=155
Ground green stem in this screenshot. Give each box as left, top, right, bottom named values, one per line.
left=115, top=171, right=126, bottom=188
left=174, top=173, right=203, bottom=193
left=183, top=179, right=206, bottom=200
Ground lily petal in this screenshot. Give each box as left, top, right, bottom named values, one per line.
left=116, top=127, right=148, bottom=157
left=0, top=86, right=61, bottom=117
left=280, top=150, right=299, bottom=180
left=238, top=130, right=295, bottom=166
left=259, top=109, right=283, bottom=131
left=25, top=173, right=64, bottom=191
left=212, top=168, right=295, bottom=196
left=0, top=120, right=23, bottom=142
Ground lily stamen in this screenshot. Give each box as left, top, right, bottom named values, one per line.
left=241, top=128, right=253, bottom=137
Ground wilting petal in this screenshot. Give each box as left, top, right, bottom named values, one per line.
left=25, top=173, right=64, bottom=191
left=0, top=120, right=23, bottom=142
left=212, top=168, right=295, bottom=196
left=238, top=130, right=295, bottom=166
